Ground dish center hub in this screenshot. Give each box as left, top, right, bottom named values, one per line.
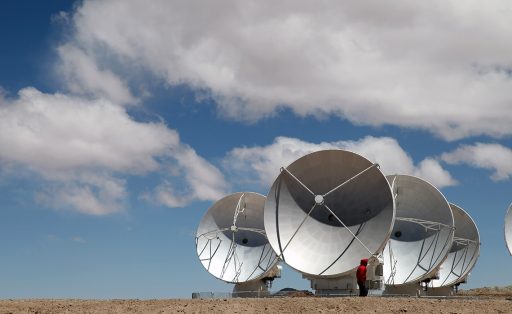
left=314, top=195, right=324, bottom=205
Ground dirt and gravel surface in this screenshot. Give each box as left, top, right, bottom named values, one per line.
left=1, top=288, right=511, bottom=314
left=1, top=297, right=511, bottom=314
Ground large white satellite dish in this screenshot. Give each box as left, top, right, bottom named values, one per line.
left=430, top=203, right=480, bottom=288
left=196, top=192, right=279, bottom=283
left=264, top=149, right=395, bottom=277
left=505, top=203, right=512, bottom=255
left=383, top=175, right=455, bottom=286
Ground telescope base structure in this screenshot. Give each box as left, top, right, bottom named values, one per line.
left=384, top=280, right=458, bottom=297
left=305, top=274, right=357, bottom=296
left=305, top=262, right=384, bottom=296
left=427, top=286, right=458, bottom=296
left=232, top=264, right=282, bottom=298
left=305, top=257, right=385, bottom=296
left=383, top=283, right=423, bottom=296
left=306, top=276, right=385, bottom=296
left=232, top=280, right=270, bottom=298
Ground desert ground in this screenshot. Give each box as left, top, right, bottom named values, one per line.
left=1, top=287, right=511, bottom=314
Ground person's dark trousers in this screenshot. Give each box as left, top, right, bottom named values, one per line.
left=357, top=281, right=368, bottom=297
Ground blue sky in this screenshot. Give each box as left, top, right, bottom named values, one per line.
left=1, top=1, right=511, bottom=298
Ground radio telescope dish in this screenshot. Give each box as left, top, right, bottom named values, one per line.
left=264, top=149, right=395, bottom=277
left=431, top=203, right=480, bottom=287
left=383, top=175, right=454, bottom=286
left=196, top=192, right=279, bottom=283
left=505, top=203, right=512, bottom=255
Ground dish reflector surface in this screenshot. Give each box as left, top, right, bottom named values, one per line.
left=264, top=149, right=395, bottom=277
left=431, top=203, right=480, bottom=287
left=196, top=192, right=278, bottom=283
left=383, top=175, right=454, bottom=285
left=506, top=203, right=512, bottom=255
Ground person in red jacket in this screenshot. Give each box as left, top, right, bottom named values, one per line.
left=356, top=258, right=368, bottom=297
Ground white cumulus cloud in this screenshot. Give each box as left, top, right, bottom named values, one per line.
left=0, top=87, right=227, bottom=214
left=442, top=143, right=512, bottom=181
left=56, top=44, right=138, bottom=106
left=224, top=136, right=456, bottom=189
left=147, top=145, right=229, bottom=208
left=63, top=0, right=512, bottom=140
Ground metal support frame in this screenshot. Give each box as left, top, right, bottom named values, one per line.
left=385, top=217, right=455, bottom=285
left=395, top=217, right=454, bottom=232
left=436, top=236, right=479, bottom=287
